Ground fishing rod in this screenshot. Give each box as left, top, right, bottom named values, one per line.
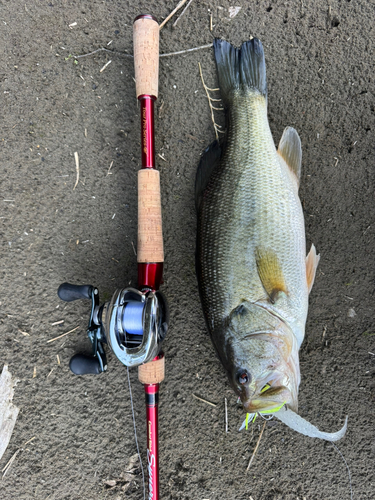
left=57, top=14, right=167, bottom=500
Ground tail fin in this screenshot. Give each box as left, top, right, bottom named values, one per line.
left=213, top=38, right=267, bottom=103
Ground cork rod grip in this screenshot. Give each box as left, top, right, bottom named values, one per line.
left=133, top=17, right=159, bottom=98
left=138, top=169, right=164, bottom=263
left=138, top=355, right=165, bottom=385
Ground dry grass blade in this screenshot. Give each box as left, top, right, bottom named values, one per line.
left=192, top=393, right=217, bottom=407
left=100, top=60, right=111, bottom=73
left=46, top=325, right=80, bottom=343
left=246, top=421, right=266, bottom=471
left=2, top=449, right=20, bottom=476
left=225, top=397, right=228, bottom=433
left=73, top=152, right=79, bottom=190
left=51, top=320, right=64, bottom=326
left=2, top=436, right=36, bottom=477
left=18, top=329, right=30, bottom=336
left=107, top=161, right=114, bottom=176
left=23, top=436, right=36, bottom=447
left=159, top=0, right=189, bottom=29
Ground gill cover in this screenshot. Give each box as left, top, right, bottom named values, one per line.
left=228, top=301, right=300, bottom=412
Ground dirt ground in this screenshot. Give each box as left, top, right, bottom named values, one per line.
left=1, top=1, right=374, bottom=499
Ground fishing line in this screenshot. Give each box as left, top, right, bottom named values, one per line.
left=127, top=366, right=146, bottom=500
left=331, top=442, right=353, bottom=500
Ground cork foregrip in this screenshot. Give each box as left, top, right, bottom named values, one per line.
left=133, top=18, right=159, bottom=98
left=138, top=355, right=165, bottom=385
left=138, top=169, right=164, bottom=263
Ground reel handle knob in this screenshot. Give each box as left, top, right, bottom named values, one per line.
left=58, top=282, right=94, bottom=302
left=69, top=353, right=102, bottom=375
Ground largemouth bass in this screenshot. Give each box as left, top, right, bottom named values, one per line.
left=196, top=38, right=320, bottom=415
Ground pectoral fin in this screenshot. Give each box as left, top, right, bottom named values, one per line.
left=277, top=126, right=302, bottom=187
left=306, top=244, right=320, bottom=294
left=255, top=247, right=288, bottom=303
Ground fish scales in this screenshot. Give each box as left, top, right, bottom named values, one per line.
left=196, top=38, right=320, bottom=414
left=199, top=94, right=307, bottom=323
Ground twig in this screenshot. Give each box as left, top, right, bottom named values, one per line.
left=73, top=47, right=124, bottom=59
left=73, top=152, right=79, bottom=190
left=46, top=326, right=80, bottom=343
left=198, top=62, right=223, bottom=140
left=246, top=421, right=266, bottom=471
left=160, top=44, right=212, bottom=57
left=173, top=0, right=195, bottom=27
left=159, top=0, right=189, bottom=29
left=192, top=393, right=217, bottom=407
left=72, top=44, right=212, bottom=60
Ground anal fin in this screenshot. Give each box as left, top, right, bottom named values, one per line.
left=255, top=247, right=288, bottom=303
left=306, top=244, right=320, bottom=294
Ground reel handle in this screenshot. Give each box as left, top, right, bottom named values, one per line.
left=70, top=353, right=102, bottom=375
left=58, top=282, right=93, bottom=302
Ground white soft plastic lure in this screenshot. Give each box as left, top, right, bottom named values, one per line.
left=0, top=365, right=19, bottom=460
left=239, top=406, right=347, bottom=442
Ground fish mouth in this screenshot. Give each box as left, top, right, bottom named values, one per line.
left=242, top=385, right=297, bottom=413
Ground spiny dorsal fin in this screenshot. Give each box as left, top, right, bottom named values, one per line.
left=277, top=126, right=302, bottom=186
left=306, top=244, right=320, bottom=294
left=255, top=247, right=288, bottom=303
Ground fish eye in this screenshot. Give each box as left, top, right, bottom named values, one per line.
left=237, top=370, right=251, bottom=385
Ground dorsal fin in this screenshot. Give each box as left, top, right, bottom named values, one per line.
left=306, top=244, right=320, bottom=294
left=255, top=247, right=288, bottom=303
left=195, top=140, right=221, bottom=213
left=277, top=127, right=302, bottom=186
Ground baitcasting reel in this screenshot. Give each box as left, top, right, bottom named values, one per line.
left=57, top=283, right=168, bottom=375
